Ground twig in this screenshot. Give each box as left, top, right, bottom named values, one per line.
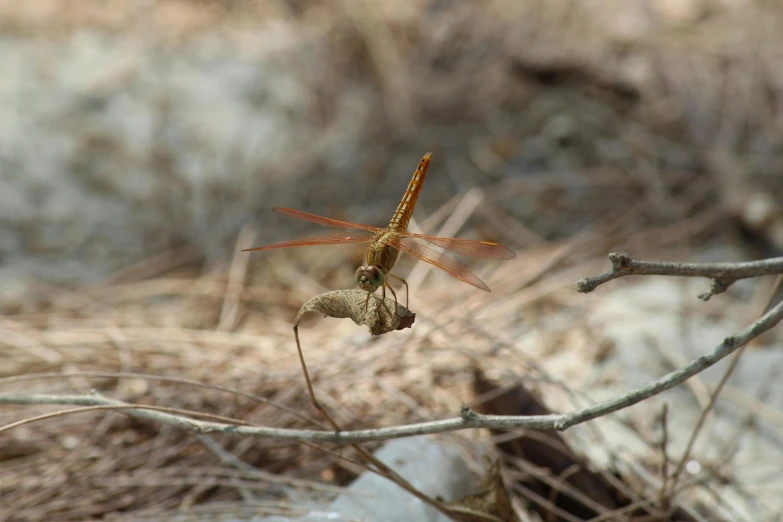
left=504, top=455, right=618, bottom=518
left=217, top=224, right=257, bottom=331
left=0, top=370, right=322, bottom=426
left=555, top=295, right=783, bottom=430
left=0, top=398, right=252, bottom=435
left=3, top=297, right=782, bottom=443
left=585, top=500, right=656, bottom=522
left=657, top=403, right=671, bottom=512
left=511, top=481, right=585, bottom=522
left=576, top=252, right=783, bottom=300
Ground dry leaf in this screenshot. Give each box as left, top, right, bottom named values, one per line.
left=446, top=463, right=520, bottom=522
left=294, top=290, right=415, bottom=336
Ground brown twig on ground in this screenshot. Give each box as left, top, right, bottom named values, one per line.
left=576, top=252, right=783, bottom=300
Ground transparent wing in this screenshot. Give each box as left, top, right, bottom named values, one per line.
left=243, top=230, right=373, bottom=252
left=399, top=233, right=516, bottom=259
left=273, top=207, right=380, bottom=233
left=391, top=237, right=491, bottom=292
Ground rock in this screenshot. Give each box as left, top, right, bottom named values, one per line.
left=262, top=436, right=483, bottom=522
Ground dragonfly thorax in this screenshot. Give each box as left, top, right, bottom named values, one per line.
left=355, top=264, right=385, bottom=293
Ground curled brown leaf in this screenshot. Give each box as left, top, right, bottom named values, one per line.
left=294, top=290, right=415, bottom=336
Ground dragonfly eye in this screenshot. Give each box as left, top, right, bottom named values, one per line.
left=355, top=265, right=385, bottom=292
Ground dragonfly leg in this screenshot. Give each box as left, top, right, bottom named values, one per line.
left=387, top=273, right=409, bottom=309
left=363, top=290, right=383, bottom=324
left=362, top=285, right=392, bottom=321
left=375, top=282, right=397, bottom=319
left=384, top=282, right=398, bottom=310
left=362, top=285, right=397, bottom=321
left=361, top=287, right=385, bottom=307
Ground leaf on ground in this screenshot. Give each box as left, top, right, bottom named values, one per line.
left=294, top=290, right=415, bottom=335
left=445, top=462, right=520, bottom=522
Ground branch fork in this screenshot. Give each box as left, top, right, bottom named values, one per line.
left=576, top=252, right=783, bottom=300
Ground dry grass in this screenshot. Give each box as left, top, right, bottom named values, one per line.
left=3, top=0, right=783, bottom=282
left=2, top=0, right=783, bottom=520
left=2, top=190, right=780, bottom=520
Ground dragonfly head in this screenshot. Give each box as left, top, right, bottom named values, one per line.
left=355, top=264, right=385, bottom=293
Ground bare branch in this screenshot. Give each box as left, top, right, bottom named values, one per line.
left=667, top=274, right=783, bottom=502
left=556, top=297, right=783, bottom=429
left=575, top=252, right=783, bottom=300
left=3, top=298, right=782, bottom=443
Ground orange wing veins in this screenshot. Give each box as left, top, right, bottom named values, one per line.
left=392, top=237, right=491, bottom=292
left=243, top=231, right=373, bottom=252
left=272, top=207, right=380, bottom=233
left=398, top=233, right=516, bottom=259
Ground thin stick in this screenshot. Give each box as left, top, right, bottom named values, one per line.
left=576, top=252, right=783, bottom=300
left=0, top=370, right=322, bottom=427
left=217, top=225, right=257, bottom=331
left=658, top=403, right=671, bottom=512
left=0, top=401, right=252, bottom=435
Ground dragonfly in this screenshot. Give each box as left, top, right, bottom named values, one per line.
left=244, top=153, right=516, bottom=310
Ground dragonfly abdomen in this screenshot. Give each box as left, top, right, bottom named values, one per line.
left=388, top=153, right=432, bottom=232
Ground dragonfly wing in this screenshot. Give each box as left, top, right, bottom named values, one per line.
left=392, top=237, right=491, bottom=292
left=273, top=207, right=380, bottom=233
left=400, top=233, right=516, bottom=259
left=243, top=231, right=373, bottom=252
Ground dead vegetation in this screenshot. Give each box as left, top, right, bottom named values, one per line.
left=2, top=203, right=780, bottom=520
left=2, top=0, right=783, bottom=520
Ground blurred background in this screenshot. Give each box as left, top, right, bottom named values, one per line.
left=1, top=1, right=783, bottom=520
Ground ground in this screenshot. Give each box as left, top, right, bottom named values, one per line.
left=1, top=1, right=782, bottom=520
